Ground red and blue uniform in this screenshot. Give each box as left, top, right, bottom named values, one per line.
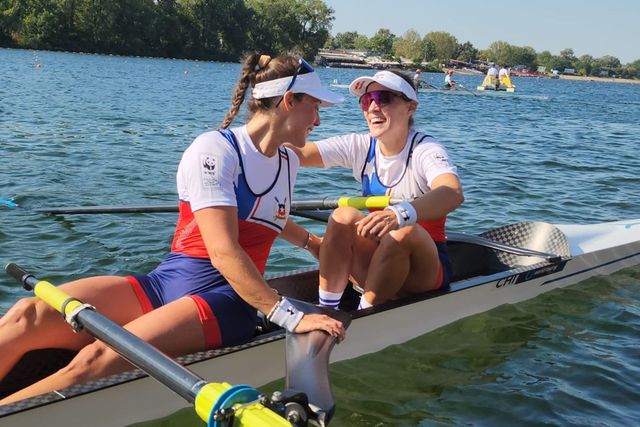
left=127, top=126, right=298, bottom=348
left=315, top=130, right=458, bottom=288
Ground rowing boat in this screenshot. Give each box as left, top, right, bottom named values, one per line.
left=2, top=218, right=639, bottom=426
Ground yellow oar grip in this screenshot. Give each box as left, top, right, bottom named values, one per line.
left=195, top=383, right=290, bottom=426
left=337, top=196, right=391, bottom=209
left=33, top=280, right=84, bottom=317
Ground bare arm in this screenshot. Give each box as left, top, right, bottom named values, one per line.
left=194, top=206, right=279, bottom=314
left=285, top=142, right=325, bottom=167
left=412, top=173, right=464, bottom=221
left=194, top=207, right=343, bottom=338
left=280, top=219, right=322, bottom=259
left=356, top=173, right=464, bottom=238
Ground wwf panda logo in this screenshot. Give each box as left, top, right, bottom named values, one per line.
left=199, top=153, right=220, bottom=187
left=202, top=155, right=216, bottom=171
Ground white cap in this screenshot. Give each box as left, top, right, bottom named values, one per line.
left=349, top=70, right=418, bottom=102
left=252, top=71, right=344, bottom=106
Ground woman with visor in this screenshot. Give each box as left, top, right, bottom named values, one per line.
left=0, top=53, right=345, bottom=405
left=289, top=70, right=464, bottom=310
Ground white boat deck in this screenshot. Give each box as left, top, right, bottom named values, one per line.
left=556, top=219, right=640, bottom=255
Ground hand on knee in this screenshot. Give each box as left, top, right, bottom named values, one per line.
left=1, top=297, right=44, bottom=331
left=60, top=343, right=114, bottom=383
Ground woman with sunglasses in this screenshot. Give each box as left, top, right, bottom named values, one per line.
left=290, top=70, right=464, bottom=310
left=0, top=53, right=345, bottom=405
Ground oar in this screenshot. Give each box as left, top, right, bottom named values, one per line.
left=419, top=81, right=439, bottom=91
left=456, top=84, right=478, bottom=97
left=1, top=196, right=402, bottom=215
left=4, top=263, right=291, bottom=426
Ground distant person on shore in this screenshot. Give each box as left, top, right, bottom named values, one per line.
left=288, top=70, right=464, bottom=310
left=0, top=52, right=346, bottom=405
left=444, top=70, right=456, bottom=88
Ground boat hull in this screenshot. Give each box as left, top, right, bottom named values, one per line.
left=2, top=220, right=639, bottom=425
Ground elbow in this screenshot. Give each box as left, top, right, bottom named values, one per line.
left=207, top=244, right=238, bottom=271
left=447, top=187, right=464, bottom=212
left=456, top=190, right=465, bottom=209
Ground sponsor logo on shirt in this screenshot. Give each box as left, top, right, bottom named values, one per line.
left=200, top=153, right=220, bottom=187
left=274, top=196, right=287, bottom=220
left=431, top=152, right=449, bottom=166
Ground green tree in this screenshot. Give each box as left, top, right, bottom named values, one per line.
left=510, top=45, right=537, bottom=70
left=332, top=31, right=361, bottom=49
left=621, top=59, right=639, bottom=78
left=486, top=40, right=512, bottom=66
left=536, top=50, right=553, bottom=70
left=591, top=55, right=621, bottom=76
left=215, top=0, right=252, bottom=59
left=72, top=0, right=157, bottom=55
left=559, top=48, right=576, bottom=62
left=424, top=31, right=457, bottom=63
left=368, top=28, right=395, bottom=56
left=154, top=0, right=185, bottom=58
left=576, top=54, right=593, bottom=76
left=353, top=33, right=368, bottom=50
left=456, top=41, right=477, bottom=63
left=2, top=0, right=71, bottom=49
left=393, top=29, right=422, bottom=62
left=247, top=0, right=333, bottom=58
left=421, top=38, right=436, bottom=62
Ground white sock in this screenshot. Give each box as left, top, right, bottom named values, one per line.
left=318, top=289, right=343, bottom=309
left=358, top=295, right=373, bottom=310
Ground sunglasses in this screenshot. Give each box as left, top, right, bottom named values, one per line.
left=275, top=56, right=315, bottom=107
left=359, top=90, right=408, bottom=111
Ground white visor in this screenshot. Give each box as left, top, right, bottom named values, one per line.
left=349, top=70, right=418, bottom=102
left=252, top=71, right=344, bottom=106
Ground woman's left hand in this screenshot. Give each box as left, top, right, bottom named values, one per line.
left=356, top=210, right=398, bottom=240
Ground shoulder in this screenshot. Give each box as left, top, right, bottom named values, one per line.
left=281, top=145, right=301, bottom=168
left=412, top=133, right=453, bottom=159
left=185, top=130, right=237, bottom=157
left=180, top=129, right=239, bottom=170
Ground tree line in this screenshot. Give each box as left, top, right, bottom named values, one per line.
left=0, top=0, right=333, bottom=61
left=2, top=1, right=638, bottom=79
left=326, top=29, right=639, bottom=79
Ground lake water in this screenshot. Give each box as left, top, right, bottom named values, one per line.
left=1, top=48, right=639, bottom=426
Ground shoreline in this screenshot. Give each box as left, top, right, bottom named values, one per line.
left=558, top=74, right=640, bottom=85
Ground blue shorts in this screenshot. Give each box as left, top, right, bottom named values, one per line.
left=127, top=252, right=258, bottom=348
left=436, top=242, right=452, bottom=289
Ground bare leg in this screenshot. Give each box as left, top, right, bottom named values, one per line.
left=362, top=225, right=440, bottom=305
left=0, top=276, right=143, bottom=381
left=0, top=297, right=206, bottom=405
left=319, top=207, right=376, bottom=293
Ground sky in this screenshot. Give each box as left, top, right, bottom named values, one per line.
left=322, top=0, right=640, bottom=64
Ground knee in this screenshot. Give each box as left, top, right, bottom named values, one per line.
left=0, top=297, right=47, bottom=330
left=324, top=207, right=362, bottom=240
left=383, top=225, right=421, bottom=247
left=59, top=342, right=112, bottom=383
left=329, top=206, right=362, bottom=226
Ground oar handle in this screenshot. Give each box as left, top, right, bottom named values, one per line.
left=291, top=196, right=403, bottom=211
left=337, top=196, right=401, bottom=209
left=5, top=263, right=37, bottom=291
left=4, top=264, right=291, bottom=426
